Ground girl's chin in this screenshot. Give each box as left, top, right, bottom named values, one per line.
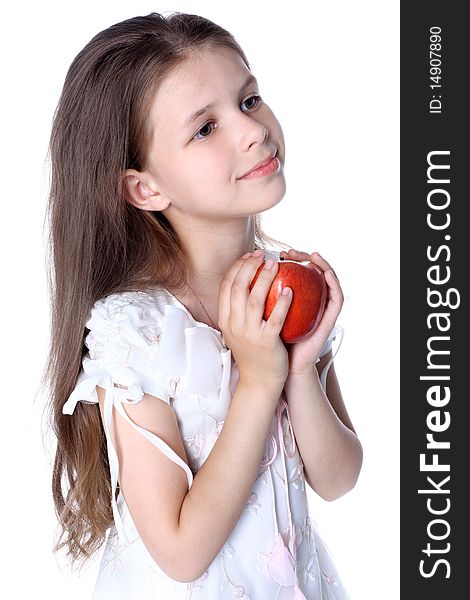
left=252, top=190, right=286, bottom=214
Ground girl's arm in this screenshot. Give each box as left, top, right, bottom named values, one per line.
left=97, top=252, right=293, bottom=583
left=283, top=355, right=363, bottom=501
left=278, top=248, right=362, bottom=500
left=98, top=376, right=283, bottom=583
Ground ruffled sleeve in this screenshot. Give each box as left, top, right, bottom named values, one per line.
left=62, top=290, right=215, bottom=544
left=63, top=292, right=182, bottom=399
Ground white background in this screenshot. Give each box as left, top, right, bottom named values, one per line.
left=0, top=1, right=399, bottom=598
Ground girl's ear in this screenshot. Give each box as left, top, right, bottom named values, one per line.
left=122, top=169, right=170, bottom=211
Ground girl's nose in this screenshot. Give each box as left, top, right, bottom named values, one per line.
left=238, top=114, right=268, bottom=152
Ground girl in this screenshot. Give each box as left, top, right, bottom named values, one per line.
left=44, top=11, right=362, bottom=599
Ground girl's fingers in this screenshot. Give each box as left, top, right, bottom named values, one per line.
left=263, top=285, right=293, bottom=336
left=325, top=269, right=343, bottom=305
left=281, top=248, right=333, bottom=271
left=245, top=258, right=283, bottom=329
left=280, top=249, right=340, bottom=282
left=219, top=251, right=293, bottom=337
left=219, top=251, right=265, bottom=326
left=218, top=252, right=255, bottom=324
left=309, top=252, right=339, bottom=280
left=280, top=248, right=311, bottom=262
left=278, top=249, right=344, bottom=345
left=316, top=270, right=344, bottom=333
left=219, top=249, right=341, bottom=341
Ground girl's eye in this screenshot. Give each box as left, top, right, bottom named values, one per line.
left=241, top=94, right=263, bottom=112
left=192, top=94, right=263, bottom=140
left=193, top=122, right=216, bottom=140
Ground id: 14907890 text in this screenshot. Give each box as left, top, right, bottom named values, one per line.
left=429, top=26, right=443, bottom=114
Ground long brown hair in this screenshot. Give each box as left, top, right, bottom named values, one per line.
left=42, top=11, right=291, bottom=567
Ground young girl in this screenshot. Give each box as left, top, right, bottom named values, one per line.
left=45, top=11, right=362, bottom=599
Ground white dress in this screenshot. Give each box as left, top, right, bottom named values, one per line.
left=63, top=250, right=350, bottom=599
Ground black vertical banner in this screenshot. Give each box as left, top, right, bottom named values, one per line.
left=401, top=2, right=468, bottom=597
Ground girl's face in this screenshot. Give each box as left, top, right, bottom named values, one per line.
left=142, top=47, right=286, bottom=224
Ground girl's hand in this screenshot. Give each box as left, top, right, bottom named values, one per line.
left=279, top=248, right=344, bottom=376
left=218, top=250, right=293, bottom=392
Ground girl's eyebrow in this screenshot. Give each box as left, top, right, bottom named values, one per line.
left=183, top=74, right=258, bottom=129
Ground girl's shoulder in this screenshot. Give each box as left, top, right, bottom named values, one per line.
left=87, top=287, right=178, bottom=333
left=89, top=287, right=172, bottom=319
left=67, top=285, right=230, bottom=412
left=85, top=285, right=227, bottom=366
left=83, top=288, right=180, bottom=365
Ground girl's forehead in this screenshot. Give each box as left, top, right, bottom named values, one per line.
left=150, top=47, right=253, bottom=130
left=162, top=47, right=248, bottom=97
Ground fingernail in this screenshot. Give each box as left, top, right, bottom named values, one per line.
left=252, top=249, right=263, bottom=257
left=241, top=252, right=252, bottom=259
left=282, top=287, right=292, bottom=296
left=264, top=259, right=274, bottom=270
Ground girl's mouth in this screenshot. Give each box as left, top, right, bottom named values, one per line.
left=239, top=154, right=280, bottom=180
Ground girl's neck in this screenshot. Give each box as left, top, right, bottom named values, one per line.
left=169, top=217, right=258, bottom=329
left=177, top=217, right=257, bottom=295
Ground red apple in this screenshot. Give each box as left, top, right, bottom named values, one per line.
left=249, top=259, right=327, bottom=344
